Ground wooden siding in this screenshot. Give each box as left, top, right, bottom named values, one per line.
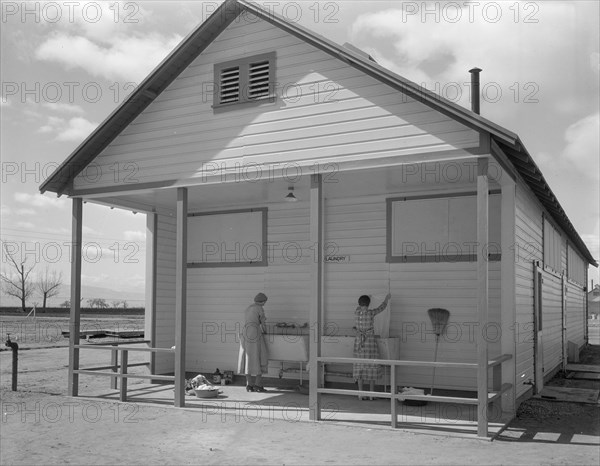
left=540, top=270, right=563, bottom=376
left=154, top=214, right=177, bottom=374
left=565, top=281, right=586, bottom=349
left=152, top=185, right=503, bottom=389
left=514, top=184, right=542, bottom=396
left=72, top=16, right=478, bottom=191
left=513, top=182, right=589, bottom=395
left=323, top=193, right=501, bottom=391
left=184, top=201, right=311, bottom=374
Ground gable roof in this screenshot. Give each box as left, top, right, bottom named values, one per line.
left=39, top=0, right=596, bottom=266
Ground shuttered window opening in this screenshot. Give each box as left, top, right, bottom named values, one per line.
left=213, top=52, right=275, bottom=109
left=219, top=66, right=240, bottom=104
left=567, top=244, right=585, bottom=285
left=543, top=216, right=562, bottom=273
left=248, top=60, right=270, bottom=99
left=386, top=191, right=502, bottom=263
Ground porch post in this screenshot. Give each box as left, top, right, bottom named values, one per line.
left=145, top=213, right=158, bottom=375
left=476, top=157, right=489, bottom=437
left=68, top=198, right=83, bottom=396
left=174, top=188, right=188, bottom=407
left=309, top=174, right=323, bottom=420
left=500, top=179, right=517, bottom=418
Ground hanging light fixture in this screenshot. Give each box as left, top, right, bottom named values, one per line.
left=284, top=186, right=298, bottom=202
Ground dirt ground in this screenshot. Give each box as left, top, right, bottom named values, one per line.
left=1, top=316, right=599, bottom=465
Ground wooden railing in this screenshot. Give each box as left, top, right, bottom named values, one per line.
left=316, top=354, right=512, bottom=435
left=73, top=342, right=175, bottom=403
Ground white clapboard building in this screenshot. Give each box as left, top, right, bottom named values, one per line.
left=40, top=0, right=596, bottom=438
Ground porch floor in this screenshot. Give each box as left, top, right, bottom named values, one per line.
left=80, top=380, right=510, bottom=440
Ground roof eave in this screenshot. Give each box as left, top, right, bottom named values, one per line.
left=496, top=136, right=597, bottom=267
left=40, top=0, right=242, bottom=195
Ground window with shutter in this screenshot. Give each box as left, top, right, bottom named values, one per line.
left=386, top=191, right=502, bottom=263
left=213, top=52, right=275, bottom=109
left=543, top=216, right=562, bottom=273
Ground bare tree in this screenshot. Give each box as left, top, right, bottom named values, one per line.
left=87, top=298, right=108, bottom=309
left=111, top=299, right=129, bottom=309
left=1, top=243, right=36, bottom=312
left=37, top=267, right=63, bottom=310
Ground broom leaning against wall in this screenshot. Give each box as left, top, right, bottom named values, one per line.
left=427, top=308, right=450, bottom=396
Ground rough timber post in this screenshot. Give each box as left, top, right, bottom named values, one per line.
left=309, top=174, right=323, bottom=420
left=174, top=187, right=188, bottom=407
left=68, top=197, right=82, bottom=396
left=477, top=157, right=489, bottom=437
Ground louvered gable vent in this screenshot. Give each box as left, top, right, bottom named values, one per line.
left=248, top=60, right=270, bottom=99
left=213, top=52, right=275, bottom=109
left=219, top=66, right=240, bottom=104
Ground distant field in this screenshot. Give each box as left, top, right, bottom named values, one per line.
left=0, top=314, right=145, bottom=350
left=0, top=306, right=144, bottom=317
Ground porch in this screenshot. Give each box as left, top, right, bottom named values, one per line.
left=77, top=375, right=511, bottom=441
left=65, top=156, right=519, bottom=439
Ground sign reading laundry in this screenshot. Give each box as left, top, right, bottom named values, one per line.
left=325, top=255, right=350, bottom=263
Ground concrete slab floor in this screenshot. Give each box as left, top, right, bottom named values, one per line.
left=80, top=381, right=509, bottom=440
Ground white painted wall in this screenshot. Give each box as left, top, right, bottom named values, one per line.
left=540, top=270, right=563, bottom=376
left=323, top=193, right=501, bottom=391
left=565, top=282, right=586, bottom=349
left=153, top=214, right=177, bottom=374
left=513, top=181, right=589, bottom=398
left=72, top=16, right=479, bottom=191
left=152, top=183, right=506, bottom=393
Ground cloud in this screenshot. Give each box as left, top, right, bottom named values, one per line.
left=16, top=221, right=35, bottom=229
left=82, top=226, right=99, bottom=236
left=35, top=31, right=182, bottom=83
left=42, top=102, right=84, bottom=114
left=349, top=2, right=594, bottom=114
left=124, top=230, right=146, bottom=241
left=14, top=192, right=67, bottom=208
left=41, top=226, right=70, bottom=235
left=591, top=52, right=600, bottom=77
left=562, top=113, right=600, bottom=180
left=23, top=108, right=44, bottom=120
left=35, top=113, right=97, bottom=142
left=55, top=117, right=98, bottom=142
left=16, top=208, right=36, bottom=216
left=81, top=273, right=111, bottom=286
left=1, top=204, right=12, bottom=216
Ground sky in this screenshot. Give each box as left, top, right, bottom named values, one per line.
left=1, top=0, right=599, bottom=306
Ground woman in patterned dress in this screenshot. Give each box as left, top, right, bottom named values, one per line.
left=353, top=293, right=391, bottom=400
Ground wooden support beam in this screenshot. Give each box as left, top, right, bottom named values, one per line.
left=120, top=350, right=128, bottom=402
left=110, top=348, right=118, bottom=390
left=145, top=213, right=158, bottom=375
left=477, top=158, right=489, bottom=438
left=68, top=198, right=83, bottom=397
left=174, top=188, right=188, bottom=407
left=500, top=180, right=517, bottom=419
left=309, top=174, right=323, bottom=421
left=390, top=362, right=397, bottom=428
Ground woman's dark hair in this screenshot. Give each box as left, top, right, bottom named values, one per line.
left=358, top=295, right=371, bottom=307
